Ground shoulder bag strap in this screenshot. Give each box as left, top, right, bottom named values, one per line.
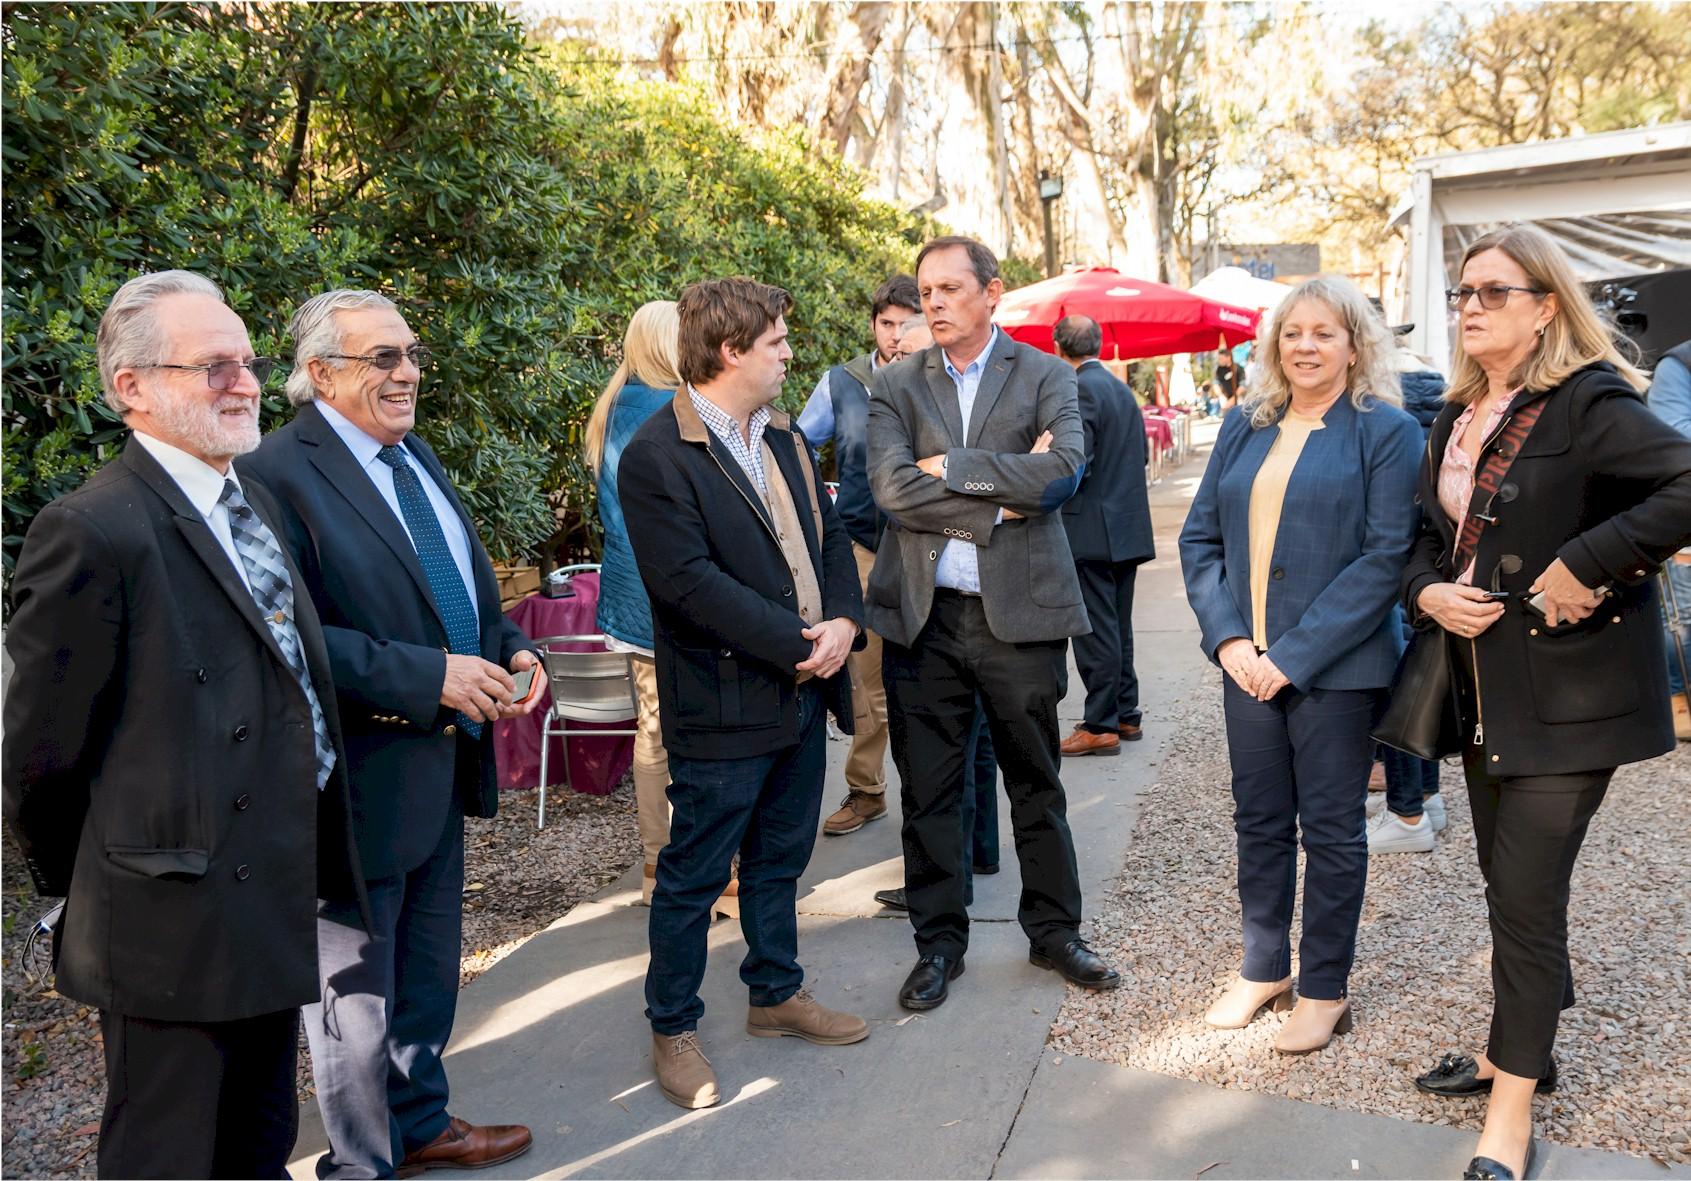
left=1451, top=398, right=1548, bottom=575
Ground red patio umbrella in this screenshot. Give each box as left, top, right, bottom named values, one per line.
left=993, top=266, right=1261, bottom=359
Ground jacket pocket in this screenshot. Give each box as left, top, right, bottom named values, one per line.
left=1027, top=521, right=1082, bottom=607
left=867, top=542, right=904, bottom=609
left=1523, top=618, right=1639, bottom=725
left=105, top=847, right=210, bottom=882
left=669, top=647, right=781, bottom=730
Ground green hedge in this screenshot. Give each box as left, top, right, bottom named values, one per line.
left=2, top=3, right=930, bottom=591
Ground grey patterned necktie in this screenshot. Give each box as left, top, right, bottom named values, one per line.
left=220, top=480, right=336, bottom=789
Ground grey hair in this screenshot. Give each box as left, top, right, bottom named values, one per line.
left=285, top=288, right=397, bottom=406
left=96, top=270, right=225, bottom=415
left=1241, top=275, right=1401, bottom=430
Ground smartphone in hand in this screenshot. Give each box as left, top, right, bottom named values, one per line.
left=509, top=665, right=540, bottom=705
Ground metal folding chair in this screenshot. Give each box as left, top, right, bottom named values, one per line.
left=533, top=633, right=638, bottom=829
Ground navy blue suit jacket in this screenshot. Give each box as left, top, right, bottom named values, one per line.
left=239, top=402, right=535, bottom=882
left=1062, top=360, right=1155, bottom=565
left=1179, top=396, right=1421, bottom=692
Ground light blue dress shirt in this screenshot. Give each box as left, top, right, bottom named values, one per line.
left=314, top=398, right=480, bottom=619
left=934, top=327, right=1001, bottom=592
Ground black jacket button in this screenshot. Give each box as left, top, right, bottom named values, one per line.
left=196, top=668, right=209, bottom=684
left=233, top=725, right=249, bottom=741
left=234, top=794, right=252, bottom=811
left=235, top=864, right=251, bottom=881
left=1271, top=568, right=1285, bottom=580
left=782, top=585, right=793, bottom=597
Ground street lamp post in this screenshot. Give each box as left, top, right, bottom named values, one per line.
left=1039, top=170, right=1064, bottom=278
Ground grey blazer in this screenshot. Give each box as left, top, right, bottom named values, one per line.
left=866, top=331, right=1091, bottom=646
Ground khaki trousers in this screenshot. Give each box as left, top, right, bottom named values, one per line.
left=629, top=653, right=671, bottom=865
left=845, top=541, right=890, bottom=795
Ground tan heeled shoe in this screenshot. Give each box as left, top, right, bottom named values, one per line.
left=1204, top=975, right=1294, bottom=1028
left=1273, top=997, right=1352, bottom=1053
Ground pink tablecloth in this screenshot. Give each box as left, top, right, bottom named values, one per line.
left=493, top=574, right=635, bottom=796
left=1143, top=417, right=1173, bottom=455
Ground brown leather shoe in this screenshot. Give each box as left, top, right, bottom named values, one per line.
left=1060, top=727, right=1120, bottom=757
left=652, top=1030, right=720, bottom=1109
left=397, top=1116, right=532, bottom=1176
left=747, top=987, right=869, bottom=1045
left=1118, top=722, right=1143, bottom=741
left=823, top=790, right=887, bottom=835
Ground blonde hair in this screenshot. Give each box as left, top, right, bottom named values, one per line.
left=584, top=301, right=681, bottom=475
left=1241, top=275, right=1400, bottom=429
left=1446, top=224, right=1647, bottom=405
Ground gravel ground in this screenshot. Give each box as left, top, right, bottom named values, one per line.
left=1052, top=673, right=1691, bottom=1168
left=1, top=780, right=640, bottom=1180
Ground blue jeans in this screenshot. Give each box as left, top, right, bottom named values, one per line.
left=1223, top=680, right=1377, bottom=1000
left=1663, top=562, right=1691, bottom=696
left=1381, top=606, right=1440, bottom=817
left=645, top=684, right=827, bottom=1035
left=959, top=698, right=1000, bottom=882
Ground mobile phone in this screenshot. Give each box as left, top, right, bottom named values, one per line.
left=509, top=665, right=538, bottom=704
left=1479, top=590, right=1510, bottom=602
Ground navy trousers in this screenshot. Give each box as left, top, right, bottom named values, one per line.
left=959, top=697, right=1000, bottom=885
left=306, top=804, right=465, bottom=1179
left=1222, top=679, right=1377, bottom=999
left=646, top=683, right=827, bottom=1034
left=1381, top=607, right=1440, bottom=817
left=1072, top=560, right=1142, bottom=732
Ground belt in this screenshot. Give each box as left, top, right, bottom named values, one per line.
left=932, top=586, right=983, bottom=599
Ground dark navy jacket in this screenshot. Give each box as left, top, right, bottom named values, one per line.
left=1061, top=359, right=1155, bottom=565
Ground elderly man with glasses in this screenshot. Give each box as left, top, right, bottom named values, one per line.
left=240, top=290, right=541, bottom=1179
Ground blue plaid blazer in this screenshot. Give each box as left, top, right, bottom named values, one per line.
left=1179, top=396, right=1423, bottom=691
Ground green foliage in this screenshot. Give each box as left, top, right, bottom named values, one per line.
left=3, top=3, right=929, bottom=585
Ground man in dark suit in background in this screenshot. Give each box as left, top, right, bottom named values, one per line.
left=3, top=271, right=362, bottom=1179
left=867, top=236, right=1121, bottom=1012
left=240, top=289, right=539, bottom=1179
left=1054, top=314, right=1155, bottom=757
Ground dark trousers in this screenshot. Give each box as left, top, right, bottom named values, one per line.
left=98, top=1006, right=299, bottom=1179
left=306, top=804, right=465, bottom=1179
left=1461, top=748, right=1611, bottom=1079
left=1072, top=560, right=1142, bottom=732
left=1222, top=679, right=1377, bottom=999
left=883, top=590, right=1083, bottom=959
left=961, top=700, right=1000, bottom=875
left=646, top=683, right=827, bottom=1034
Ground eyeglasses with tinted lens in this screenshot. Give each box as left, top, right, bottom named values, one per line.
left=1445, top=285, right=1546, bottom=311
left=323, top=345, right=433, bottom=371
left=147, top=358, right=279, bottom=390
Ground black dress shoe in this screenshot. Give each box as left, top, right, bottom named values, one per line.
left=899, top=954, right=964, bottom=1011
left=1463, top=1136, right=1535, bottom=1180
left=1417, top=1053, right=1557, bottom=1097
left=1029, top=938, right=1120, bottom=989
left=873, top=887, right=909, bottom=911
left=973, top=862, right=1001, bottom=876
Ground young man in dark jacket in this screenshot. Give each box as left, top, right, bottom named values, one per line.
left=618, top=276, right=869, bottom=1110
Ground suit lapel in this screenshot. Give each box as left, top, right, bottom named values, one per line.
left=965, top=332, right=1018, bottom=447
left=921, top=352, right=966, bottom=446
left=294, top=403, right=448, bottom=634
left=118, top=442, right=291, bottom=671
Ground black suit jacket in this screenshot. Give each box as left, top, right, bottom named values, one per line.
left=2, top=440, right=363, bottom=1021
left=1062, top=360, right=1155, bottom=565
left=618, top=396, right=864, bottom=760
left=239, top=402, right=535, bottom=882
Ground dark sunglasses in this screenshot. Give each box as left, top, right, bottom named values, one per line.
left=322, top=345, right=433, bottom=371
left=1445, top=285, right=1546, bottom=311
left=147, top=358, right=279, bottom=391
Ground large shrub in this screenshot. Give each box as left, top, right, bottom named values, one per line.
left=2, top=3, right=928, bottom=593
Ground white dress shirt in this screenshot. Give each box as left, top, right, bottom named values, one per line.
left=933, top=327, right=1002, bottom=593
left=131, top=430, right=252, bottom=593
left=314, top=398, right=480, bottom=619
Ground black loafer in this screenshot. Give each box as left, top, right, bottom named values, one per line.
left=1463, top=1136, right=1535, bottom=1180
left=1417, top=1053, right=1557, bottom=1097
left=1029, top=938, right=1120, bottom=989
left=873, top=887, right=909, bottom=912
left=899, top=954, right=964, bottom=1011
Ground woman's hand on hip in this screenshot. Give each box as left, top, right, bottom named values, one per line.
left=1529, top=558, right=1603, bottom=627
left=1416, top=582, right=1505, bottom=639
left=1216, top=637, right=1261, bottom=694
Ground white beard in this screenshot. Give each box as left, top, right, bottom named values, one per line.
left=150, top=383, right=261, bottom=461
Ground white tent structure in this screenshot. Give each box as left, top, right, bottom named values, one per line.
left=1390, top=122, right=1691, bottom=372
left=1190, top=266, right=1293, bottom=312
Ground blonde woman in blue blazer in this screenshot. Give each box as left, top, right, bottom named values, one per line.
left=1179, top=276, right=1422, bottom=1053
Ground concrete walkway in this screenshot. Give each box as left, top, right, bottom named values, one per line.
left=289, top=425, right=1683, bottom=1181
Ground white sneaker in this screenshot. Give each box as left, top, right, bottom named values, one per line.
left=1367, top=807, right=1435, bottom=854
left=1366, top=792, right=1388, bottom=819
left=1423, top=793, right=1447, bottom=832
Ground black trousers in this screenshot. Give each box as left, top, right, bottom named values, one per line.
left=1461, top=747, right=1611, bottom=1079
left=1072, top=559, right=1141, bottom=732
left=98, top=1007, right=299, bottom=1179
left=883, top=590, right=1084, bottom=958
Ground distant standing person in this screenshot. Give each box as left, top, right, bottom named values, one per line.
left=1214, top=352, right=1239, bottom=407
left=1645, top=338, right=1691, bottom=740
left=1053, top=315, right=1155, bottom=757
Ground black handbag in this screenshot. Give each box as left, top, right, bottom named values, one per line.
left=1371, top=627, right=1460, bottom=759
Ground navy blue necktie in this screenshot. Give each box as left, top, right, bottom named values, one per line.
left=376, top=444, right=483, bottom=738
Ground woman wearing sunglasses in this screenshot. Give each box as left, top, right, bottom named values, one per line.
left=1401, top=224, right=1691, bottom=1180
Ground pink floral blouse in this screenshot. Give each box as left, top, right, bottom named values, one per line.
left=1437, top=391, right=1517, bottom=585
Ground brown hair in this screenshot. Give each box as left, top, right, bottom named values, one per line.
left=914, top=236, right=999, bottom=290
left=871, top=274, right=920, bottom=320
left=676, top=276, right=794, bottom=387
left=1447, top=224, right=1646, bottom=405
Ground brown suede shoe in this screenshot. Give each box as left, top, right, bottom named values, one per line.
left=396, top=1116, right=532, bottom=1177
left=746, top=987, right=869, bottom=1045
left=822, top=790, right=887, bottom=835
left=1060, top=727, right=1120, bottom=757
left=652, top=1030, right=720, bottom=1109
left=1118, top=722, right=1143, bottom=741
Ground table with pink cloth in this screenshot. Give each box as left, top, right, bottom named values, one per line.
left=1142, top=415, right=1174, bottom=455
left=493, top=573, right=634, bottom=797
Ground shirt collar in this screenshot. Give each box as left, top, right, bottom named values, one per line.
left=131, top=429, right=240, bottom=518
left=687, top=386, right=768, bottom=444
left=943, top=325, right=1001, bottom=382
left=315, top=396, right=404, bottom=468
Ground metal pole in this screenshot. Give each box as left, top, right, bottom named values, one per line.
left=1042, top=197, right=1056, bottom=278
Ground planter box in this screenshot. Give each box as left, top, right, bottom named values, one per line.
left=493, top=564, right=541, bottom=613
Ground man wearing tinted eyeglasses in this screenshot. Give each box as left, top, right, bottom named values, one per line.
left=4, top=271, right=365, bottom=1178
left=240, top=290, right=541, bottom=1179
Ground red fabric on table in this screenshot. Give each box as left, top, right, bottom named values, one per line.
left=493, top=574, right=634, bottom=797
left=1143, top=417, right=1173, bottom=454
